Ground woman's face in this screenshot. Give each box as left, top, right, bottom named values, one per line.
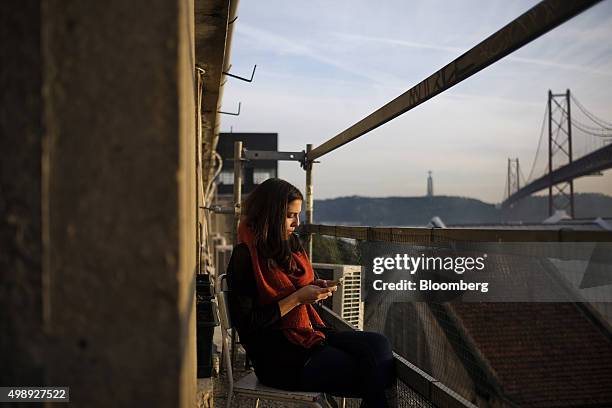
left=285, top=199, right=302, bottom=239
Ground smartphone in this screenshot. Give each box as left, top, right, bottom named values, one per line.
left=326, top=276, right=345, bottom=287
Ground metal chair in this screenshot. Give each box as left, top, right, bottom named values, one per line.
left=216, top=273, right=331, bottom=408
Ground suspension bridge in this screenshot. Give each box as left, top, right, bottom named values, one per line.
left=501, top=90, right=612, bottom=216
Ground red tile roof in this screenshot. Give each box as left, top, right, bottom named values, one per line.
left=450, top=303, right=612, bottom=407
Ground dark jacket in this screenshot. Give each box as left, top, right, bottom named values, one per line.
left=226, top=243, right=330, bottom=390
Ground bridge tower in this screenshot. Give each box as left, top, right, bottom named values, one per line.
left=548, top=89, right=574, bottom=218
left=507, top=158, right=520, bottom=197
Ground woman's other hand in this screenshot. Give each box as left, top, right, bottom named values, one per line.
left=313, top=279, right=338, bottom=288
left=296, top=285, right=337, bottom=304
left=279, top=284, right=337, bottom=316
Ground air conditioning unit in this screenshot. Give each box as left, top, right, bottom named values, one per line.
left=313, top=263, right=364, bottom=330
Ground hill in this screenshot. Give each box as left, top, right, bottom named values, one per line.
left=313, top=193, right=612, bottom=226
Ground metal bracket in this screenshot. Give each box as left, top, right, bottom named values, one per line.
left=218, top=102, right=241, bottom=116
left=300, top=157, right=320, bottom=170
left=200, top=205, right=235, bottom=214
left=243, top=149, right=305, bottom=163
left=223, top=65, right=257, bottom=83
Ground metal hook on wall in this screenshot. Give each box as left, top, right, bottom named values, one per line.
left=223, top=65, right=257, bottom=83
left=218, top=102, right=241, bottom=116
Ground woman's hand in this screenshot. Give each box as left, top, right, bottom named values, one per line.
left=313, top=279, right=339, bottom=288
left=278, top=284, right=338, bottom=316
left=296, top=284, right=337, bottom=305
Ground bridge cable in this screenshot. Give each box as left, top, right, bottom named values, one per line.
left=526, top=102, right=550, bottom=182
left=519, top=167, right=528, bottom=188
left=570, top=94, right=612, bottom=129
left=555, top=105, right=612, bottom=137
left=572, top=121, right=612, bottom=138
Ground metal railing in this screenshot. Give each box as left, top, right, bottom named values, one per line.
left=302, top=224, right=612, bottom=244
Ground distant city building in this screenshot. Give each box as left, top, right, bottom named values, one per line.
left=216, top=132, right=278, bottom=196
left=427, top=170, right=434, bottom=197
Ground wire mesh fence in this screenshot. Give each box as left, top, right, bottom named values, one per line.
left=305, top=228, right=612, bottom=407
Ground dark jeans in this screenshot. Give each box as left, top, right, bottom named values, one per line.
left=298, top=331, right=395, bottom=408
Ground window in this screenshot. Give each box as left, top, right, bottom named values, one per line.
left=253, top=169, right=273, bottom=184
left=219, top=171, right=233, bottom=185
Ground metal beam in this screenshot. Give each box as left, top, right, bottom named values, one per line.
left=307, top=0, right=601, bottom=161
left=243, top=149, right=305, bottom=162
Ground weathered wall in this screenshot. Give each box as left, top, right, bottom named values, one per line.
left=1, top=0, right=197, bottom=406
left=178, top=0, right=198, bottom=404
left=0, top=0, right=46, bottom=388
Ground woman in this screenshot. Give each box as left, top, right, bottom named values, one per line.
left=227, top=178, right=395, bottom=407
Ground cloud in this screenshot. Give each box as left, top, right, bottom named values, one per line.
left=504, top=56, right=612, bottom=77
left=332, top=32, right=465, bottom=54
left=332, top=32, right=612, bottom=77
left=235, top=23, right=404, bottom=86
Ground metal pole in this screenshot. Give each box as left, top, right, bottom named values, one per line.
left=305, top=144, right=314, bottom=260
left=233, top=141, right=243, bottom=245
left=566, top=89, right=575, bottom=218
left=548, top=90, right=553, bottom=217
left=231, top=141, right=242, bottom=369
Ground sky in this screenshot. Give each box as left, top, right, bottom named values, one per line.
left=220, top=0, right=612, bottom=203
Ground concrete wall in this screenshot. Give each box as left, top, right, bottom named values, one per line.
left=1, top=0, right=46, bottom=388
left=1, top=1, right=197, bottom=406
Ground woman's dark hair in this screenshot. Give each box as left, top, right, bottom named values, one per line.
left=243, top=178, right=304, bottom=271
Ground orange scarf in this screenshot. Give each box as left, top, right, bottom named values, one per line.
left=238, top=221, right=326, bottom=348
